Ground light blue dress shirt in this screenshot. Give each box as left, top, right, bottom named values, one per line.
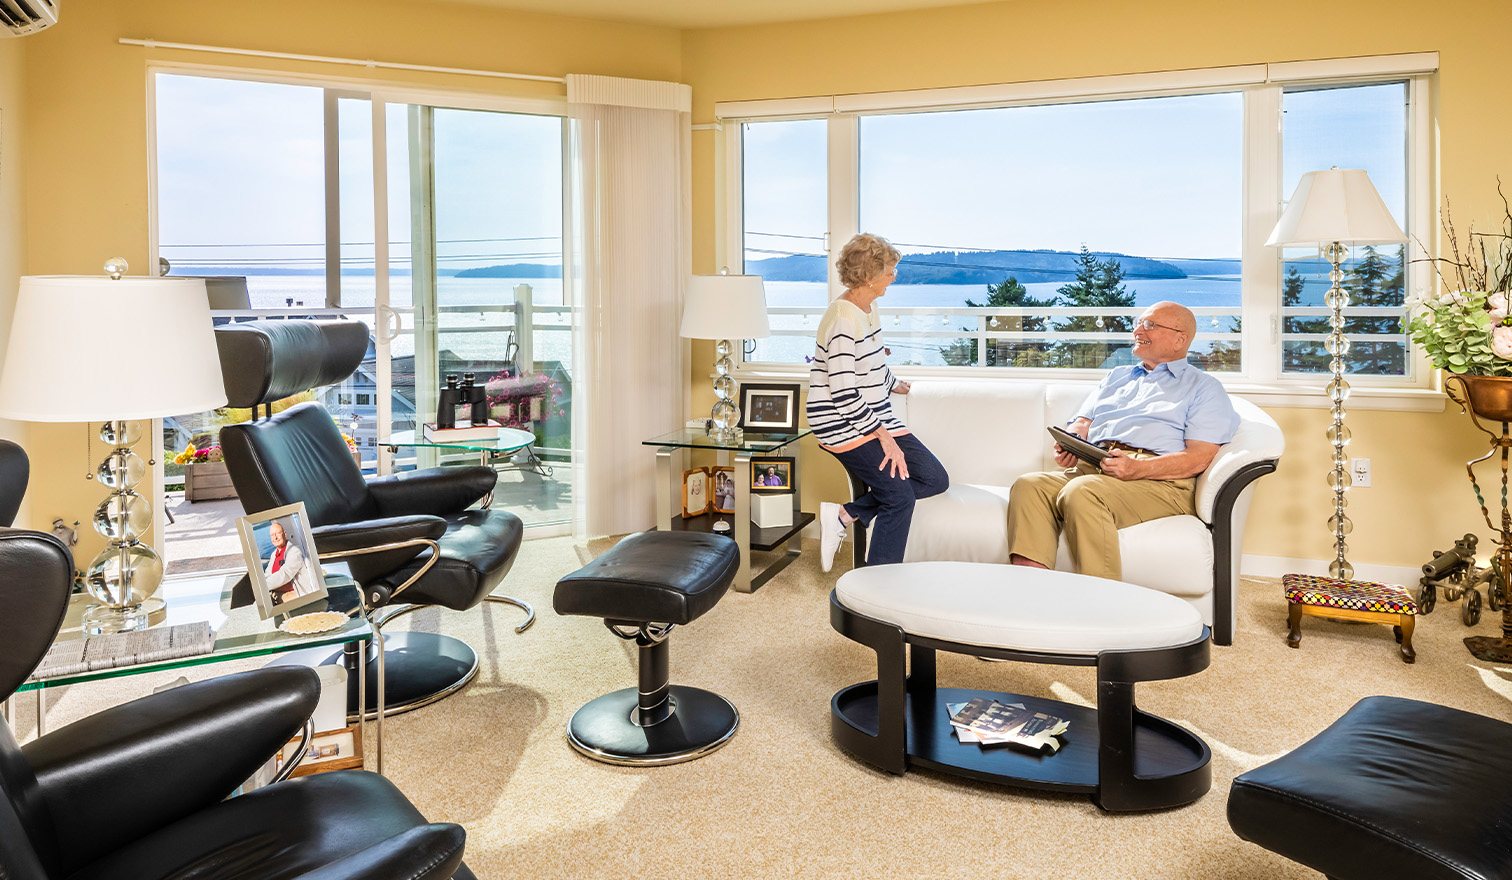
left=1075, top=359, right=1239, bottom=456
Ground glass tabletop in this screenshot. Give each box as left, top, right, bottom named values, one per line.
left=386, top=427, right=537, bottom=453
left=642, top=426, right=812, bottom=453
left=19, top=573, right=372, bottom=691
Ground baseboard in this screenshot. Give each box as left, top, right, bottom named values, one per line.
left=1241, top=554, right=1420, bottom=586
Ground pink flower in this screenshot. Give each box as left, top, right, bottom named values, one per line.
left=1491, top=292, right=1510, bottom=324
left=1494, top=325, right=1512, bottom=360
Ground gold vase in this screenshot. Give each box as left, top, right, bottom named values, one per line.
left=1452, top=373, right=1512, bottom=423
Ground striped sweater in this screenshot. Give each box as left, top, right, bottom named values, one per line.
left=806, top=299, right=910, bottom=452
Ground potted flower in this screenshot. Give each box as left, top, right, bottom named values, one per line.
left=174, top=442, right=236, bottom=502
left=1404, top=192, right=1512, bottom=420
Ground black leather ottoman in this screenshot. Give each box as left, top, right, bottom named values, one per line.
left=1228, top=696, right=1512, bottom=880
left=554, top=531, right=741, bottom=766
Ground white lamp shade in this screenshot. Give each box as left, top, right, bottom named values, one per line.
left=1266, top=168, right=1407, bottom=247
left=0, top=275, right=227, bottom=421
left=680, top=274, right=771, bottom=340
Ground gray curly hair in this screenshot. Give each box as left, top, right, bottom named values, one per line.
left=836, top=233, right=901, bottom=290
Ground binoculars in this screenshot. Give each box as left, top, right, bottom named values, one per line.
left=435, top=373, right=489, bottom=429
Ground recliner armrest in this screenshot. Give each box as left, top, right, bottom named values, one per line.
left=312, top=516, right=448, bottom=598
left=23, top=667, right=319, bottom=877
left=366, top=467, right=497, bottom=518
left=294, top=823, right=467, bottom=880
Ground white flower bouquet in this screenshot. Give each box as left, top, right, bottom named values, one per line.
left=1404, top=190, right=1512, bottom=376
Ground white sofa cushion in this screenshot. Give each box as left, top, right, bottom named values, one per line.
left=835, top=561, right=1205, bottom=653
left=1054, top=515, right=1215, bottom=598
left=900, top=484, right=1014, bottom=565
left=894, top=383, right=1048, bottom=488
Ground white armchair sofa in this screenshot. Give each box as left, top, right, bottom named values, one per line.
left=847, top=380, right=1285, bottom=645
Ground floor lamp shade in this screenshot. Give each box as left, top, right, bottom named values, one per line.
left=0, top=273, right=225, bottom=633
left=0, top=275, right=226, bottom=421
left=682, top=274, right=770, bottom=441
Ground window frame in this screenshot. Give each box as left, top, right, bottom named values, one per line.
left=719, top=54, right=1438, bottom=411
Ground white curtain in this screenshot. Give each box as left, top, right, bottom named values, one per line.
left=567, top=75, right=692, bottom=538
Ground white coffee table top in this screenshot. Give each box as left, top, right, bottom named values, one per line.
left=835, top=561, right=1205, bottom=654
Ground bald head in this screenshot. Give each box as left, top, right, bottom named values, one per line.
left=1132, top=301, right=1195, bottom=368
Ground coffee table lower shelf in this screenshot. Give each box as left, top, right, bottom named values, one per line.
left=832, top=682, right=1207, bottom=797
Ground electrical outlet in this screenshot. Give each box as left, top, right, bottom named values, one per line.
left=1351, top=457, right=1371, bottom=488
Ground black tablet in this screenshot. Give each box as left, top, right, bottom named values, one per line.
left=1047, top=425, right=1108, bottom=467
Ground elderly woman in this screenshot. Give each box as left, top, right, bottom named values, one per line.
left=809, top=233, right=948, bottom=571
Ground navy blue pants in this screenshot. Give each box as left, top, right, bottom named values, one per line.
left=831, top=433, right=949, bottom=566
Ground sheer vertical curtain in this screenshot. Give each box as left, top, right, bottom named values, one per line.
left=568, top=75, right=692, bottom=538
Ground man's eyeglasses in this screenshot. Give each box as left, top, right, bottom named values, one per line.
left=1135, top=318, right=1183, bottom=334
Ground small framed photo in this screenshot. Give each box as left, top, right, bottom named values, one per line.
left=709, top=466, right=735, bottom=514
left=683, top=467, right=710, bottom=518
left=237, top=502, right=329, bottom=620
left=738, top=382, right=801, bottom=433
left=750, top=456, right=795, bottom=494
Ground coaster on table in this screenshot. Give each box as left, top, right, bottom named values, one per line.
left=279, top=611, right=349, bottom=635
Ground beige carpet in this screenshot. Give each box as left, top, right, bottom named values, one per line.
left=14, top=537, right=1512, bottom=879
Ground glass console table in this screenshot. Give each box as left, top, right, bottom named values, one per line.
left=9, top=573, right=385, bottom=772
left=643, top=427, right=814, bottom=594
left=386, top=427, right=553, bottom=478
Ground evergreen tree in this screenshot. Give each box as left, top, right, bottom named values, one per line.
left=1050, top=246, right=1136, bottom=367
left=1283, top=265, right=1305, bottom=306
left=1342, top=245, right=1407, bottom=375
left=939, top=275, right=1059, bottom=366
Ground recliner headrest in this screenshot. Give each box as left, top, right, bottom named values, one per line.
left=0, top=440, right=27, bottom=527
left=214, top=320, right=370, bottom=407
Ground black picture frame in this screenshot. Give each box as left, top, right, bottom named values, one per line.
left=737, top=382, right=801, bottom=433
left=750, top=456, right=795, bottom=494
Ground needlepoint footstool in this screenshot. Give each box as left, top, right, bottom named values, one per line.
left=1283, top=573, right=1418, bottom=664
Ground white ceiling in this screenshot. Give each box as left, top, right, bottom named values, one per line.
left=434, top=0, right=993, bottom=29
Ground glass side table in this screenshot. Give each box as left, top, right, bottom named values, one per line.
left=386, top=427, right=553, bottom=479
left=643, top=427, right=814, bottom=593
left=8, top=573, right=385, bottom=773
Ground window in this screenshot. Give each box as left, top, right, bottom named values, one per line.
left=356, top=393, right=372, bottom=405
left=725, top=57, right=1432, bottom=391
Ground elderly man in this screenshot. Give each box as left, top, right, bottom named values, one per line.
left=265, top=519, right=321, bottom=604
left=1006, top=301, right=1239, bottom=581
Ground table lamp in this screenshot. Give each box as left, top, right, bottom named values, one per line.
left=0, top=260, right=225, bottom=632
left=1266, top=168, right=1406, bottom=579
left=680, top=273, right=771, bottom=442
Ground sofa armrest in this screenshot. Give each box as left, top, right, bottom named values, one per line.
left=312, top=516, right=447, bottom=603
left=366, top=467, right=496, bottom=518
left=1194, top=399, right=1285, bottom=523
left=294, top=824, right=467, bottom=880
left=23, top=667, right=319, bottom=877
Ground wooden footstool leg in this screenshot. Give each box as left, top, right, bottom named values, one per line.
left=1396, top=615, right=1416, bottom=664
left=1286, top=603, right=1303, bottom=648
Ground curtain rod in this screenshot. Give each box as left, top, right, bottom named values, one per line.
left=118, top=38, right=567, bottom=84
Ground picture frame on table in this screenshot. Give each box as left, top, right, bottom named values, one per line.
left=236, top=501, right=329, bottom=620
left=750, top=456, right=795, bottom=494
left=683, top=467, right=710, bottom=518
left=710, top=466, right=735, bottom=514
left=737, top=382, right=801, bottom=433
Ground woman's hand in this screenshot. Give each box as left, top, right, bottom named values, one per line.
left=893, top=380, right=911, bottom=395
left=876, top=430, right=910, bottom=480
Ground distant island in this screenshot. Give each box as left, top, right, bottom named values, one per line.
left=747, top=248, right=1195, bottom=285
left=454, top=263, right=563, bottom=279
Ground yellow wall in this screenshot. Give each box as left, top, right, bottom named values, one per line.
left=682, top=0, right=1510, bottom=571
left=7, top=0, right=1511, bottom=573
left=0, top=35, right=28, bottom=526
left=12, top=0, right=682, bottom=561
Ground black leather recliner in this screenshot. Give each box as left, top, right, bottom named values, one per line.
left=0, top=441, right=475, bottom=880
left=215, top=320, right=529, bottom=716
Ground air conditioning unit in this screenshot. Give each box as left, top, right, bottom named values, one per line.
left=0, top=0, right=58, bottom=38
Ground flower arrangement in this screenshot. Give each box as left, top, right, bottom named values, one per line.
left=1405, top=189, right=1512, bottom=377
left=487, top=370, right=566, bottom=431
left=172, top=443, right=223, bottom=465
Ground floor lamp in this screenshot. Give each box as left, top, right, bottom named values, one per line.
left=1266, top=168, right=1406, bottom=579
left=0, top=262, right=225, bottom=633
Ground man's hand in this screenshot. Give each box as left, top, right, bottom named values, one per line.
left=1099, top=449, right=1147, bottom=481
left=892, top=380, right=911, bottom=395
left=1052, top=445, right=1078, bottom=468
left=1054, top=417, right=1092, bottom=468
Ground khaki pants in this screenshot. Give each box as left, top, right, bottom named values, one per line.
left=1005, top=461, right=1196, bottom=581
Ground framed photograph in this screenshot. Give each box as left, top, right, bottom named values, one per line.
left=682, top=467, right=710, bottom=518
left=750, top=456, right=795, bottom=494
left=236, top=502, right=329, bottom=620
left=710, top=466, right=735, bottom=514
left=277, top=723, right=363, bottom=778
left=738, top=382, right=801, bottom=433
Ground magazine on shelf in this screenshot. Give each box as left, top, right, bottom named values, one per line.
left=947, top=698, right=1071, bottom=754
left=422, top=420, right=503, bottom=443
left=30, top=622, right=215, bottom=680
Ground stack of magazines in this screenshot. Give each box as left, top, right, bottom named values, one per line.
left=947, top=697, right=1071, bottom=753
left=29, top=622, right=215, bottom=680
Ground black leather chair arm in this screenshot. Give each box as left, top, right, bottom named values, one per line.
left=294, top=823, right=467, bottom=880
left=22, top=667, right=318, bottom=876
left=366, top=466, right=497, bottom=518
left=312, top=516, right=448, bottom=596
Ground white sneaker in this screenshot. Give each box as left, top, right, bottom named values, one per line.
left=820, top=502, right=847, bottom=573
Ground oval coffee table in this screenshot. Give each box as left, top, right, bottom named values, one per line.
left=830, top=561, right=1211, bottom=812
